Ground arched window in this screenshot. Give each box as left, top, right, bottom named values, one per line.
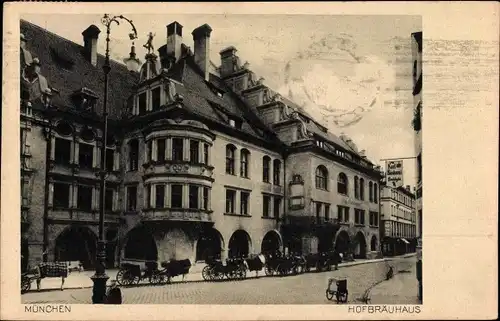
left=128, top=139, right=139, bottom=171
left=55, top=122, right=73, bottom=136
left=262, top=156, right=271, bottom=183
left=273, top=159, right=281, bottom=186
left=337, top=173, right=348, bottom=195
left=359, top=178, right=365, bottom=200
left=315, top=165, right=328, bottom=190
left=240, top=149, right=250, bottom=178
left=374, top=183, right=378, bottom=203
left=354, top=176, right=359, bottom=199
left=225, top=144, right=236, bottom=175
left=369, top=182, right=373, bottom=202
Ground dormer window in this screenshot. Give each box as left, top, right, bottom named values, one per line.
left=72, top=88, right=98, bottom=112
left=228, top=118, right=242, bottom=129
left=152, top=87, right=161, bottom=110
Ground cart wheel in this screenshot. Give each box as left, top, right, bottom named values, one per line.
left=265, top=266, right=274, bottom=276
left=150, top=273, right=163, bottom=285
left=202, top=266, right=211, bottom=281
left=325, top=289, right=334, bottom=301
left=21, top=277, right=31, bottom=293
left=239, top=267, right=247, bottom=280
left=116, top=269, right=127, bottom=286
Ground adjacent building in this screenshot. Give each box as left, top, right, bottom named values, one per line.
left=20, top=19, right=384, bottom=270
left=379, top=184, right=417, bottom=255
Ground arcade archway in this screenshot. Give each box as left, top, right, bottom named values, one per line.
left=228, top=229, right=251, bottom=258
left=334, top=230, right=350, bottom=255
left=261, top=230, right=282, bottom=254
left=124, top=226, right=158, bottom=261
left=54, top=226, right=97, bottom=269
left=354, top=232, right=367, bottom=259
left=196, top=228, right=224, bottom=261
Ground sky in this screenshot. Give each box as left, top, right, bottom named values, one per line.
left=23, top=14, right=421, bottom=187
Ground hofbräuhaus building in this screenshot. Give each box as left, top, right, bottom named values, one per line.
left=20, top=19, right=384, bottom=270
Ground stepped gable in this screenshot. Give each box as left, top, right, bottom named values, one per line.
left=165, top=55, right=275, bottom=141
left=20, top=19, right=138, bottom=120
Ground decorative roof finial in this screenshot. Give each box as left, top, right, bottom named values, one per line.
left=143, top=32, right=155, bottom=54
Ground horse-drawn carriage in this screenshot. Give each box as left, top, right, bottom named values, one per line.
left=264, top=253, right=306, bottom=276
left=116, top=258, right=191, bottom=286
left=304, top=252, right=338, bottom=272
left=201, top=257, right=247, bottom=281
left=325, top=278, right=349, bottom=303
left=21, top=262, right=69, bottom=293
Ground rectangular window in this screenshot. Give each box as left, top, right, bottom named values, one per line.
left=203, top=143, right=209, bottom=164
left=77, top=185, right=92, bottom=211
left=240, top=191, right=249, bottom=215
left=338, top=205, right=350, bottom=222
left=155, top=185, right=165, bottom=208
left=138, top=92, right=147, bottom=114
left=145, top=185, right=151, bottom=208
left=263, top=195, right=270, bottom=217
left=105, top=189, right=114, bottom=211
left=53, top=182, right=70, bottom=208
left=315, top=202, right=322, bottom=221
left=152, top=87, right=161, bottom=110
left=126, top=185, right=137, bottom=211
left=273, top=161, right=281, bottom=185
left=106, top=148, right=114, bottom=171
left=225, top=189, right=235, bottom=213
left=146, top=140, right=152, bottom=162
left=78, top=143, right=93, bottom=169
left=189, top=185, right=199, bottom=209
left=157, top=138, right=166, bottom=162
left=324, top=204, right=330, bottom=220
left=202, top=187, right=209, bottom=210
left=190, top=140, right=199, bottom=164
left=171, top=184, right=183, bottom=208
left=172, top=138, right=184, bottom=161
left=263, top=158, right=270, bottom=183
left=55, top=138, right=71, bottom=165
left=273, top=197, right=281, bottom=219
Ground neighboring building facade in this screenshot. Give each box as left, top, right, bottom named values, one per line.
left=379, top=184, right=417, bottom=256
left=20, top=19, right=383, bottom=270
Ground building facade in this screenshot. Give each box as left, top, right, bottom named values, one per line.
left=379, top=184, right=417, bottom=256
left=20, top=19, right=383, bottom=270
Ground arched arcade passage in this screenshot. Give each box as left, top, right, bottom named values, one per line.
left=354, top=232, right=367, bottom=259
left=261, top=230, right=282, bottom=254
left=54, top=226, right=97, bottom=269
left=124, top=226, right=158, bottom=261
left=228, top=229, right=251, bottom=258
left=334, top=230, right=350, bottom=255
left=196, top=228, right=224, bottom=262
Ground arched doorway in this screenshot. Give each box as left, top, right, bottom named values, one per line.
left=106, top=229, right=118, bottom=268
left=124, top=227, right=158, bottom=261
left=261, top=230, right=282, bottom=254
left=21, top=238, right=29, bottom=272
left=228, top=230, right=251, bottom=258
left=196, top=228, right=224, bottom=261
left=54, top=226, right=97, bottom=269
left=335, top=230, right=350, bottom=255
left=354, top=232, right=367, bottom=259
left=370, top=235, right=378, bottom=252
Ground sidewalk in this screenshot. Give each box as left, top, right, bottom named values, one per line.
left=24, top=253, right=416, bottom=293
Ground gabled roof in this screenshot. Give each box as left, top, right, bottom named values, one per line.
left=20, top=19, right=138, bottom=120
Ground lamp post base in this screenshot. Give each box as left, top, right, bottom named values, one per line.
left=91, top=273, right=110, bottom=304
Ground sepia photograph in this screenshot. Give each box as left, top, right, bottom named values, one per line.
left=1, top=2, right=498, bottom=320
left=18, top=12, right=422, bottom=305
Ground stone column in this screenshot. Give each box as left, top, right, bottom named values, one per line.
left=182, top=185, right=188, bottom=208
left=92, top=144, right=98, bottom=168
left=70, top=140, right=75, bottom=164
left=183, top=138, right=189, bottom=161
left=166, top=138, right=172, bottom=160
left=113, top=150, right=119, bottom=171
left=150, top=184, right=156, bottom=208
left=151, top=139, right=157, bottom=162
left=68, top=184, right=73, bottom=208
left=50, top=137, right=56, bottom=161
left=72, top=183, right=78, bottom=208
left=74, top=141, right=80, bottom=165
left=48, top=181, right=54, bottom=207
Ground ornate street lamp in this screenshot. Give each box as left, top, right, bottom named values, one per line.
left=91, top=14, right=138, bottom=304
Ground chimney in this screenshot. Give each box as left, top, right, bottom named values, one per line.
left=82, top=25, right=101, bottom=67
left=166, top=21, right=183, bottom=63
left=192, top=24, right=213, bottom=81
left=219, top=46, right=238, bottom=77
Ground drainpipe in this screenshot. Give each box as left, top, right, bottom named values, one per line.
left=42, top=120, right=52, bottom=262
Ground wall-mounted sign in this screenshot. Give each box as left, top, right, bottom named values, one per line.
left=386, top=160, right=404, bottom=187
left=341, top=198, right=362, bottom=207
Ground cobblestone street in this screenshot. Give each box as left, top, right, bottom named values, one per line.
left=22, top=256, right=418, bottom=304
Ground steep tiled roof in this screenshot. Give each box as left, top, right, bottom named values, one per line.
left=164, top=56, right=276, bottom=141
left=20, top=19, right=138, bottom=120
